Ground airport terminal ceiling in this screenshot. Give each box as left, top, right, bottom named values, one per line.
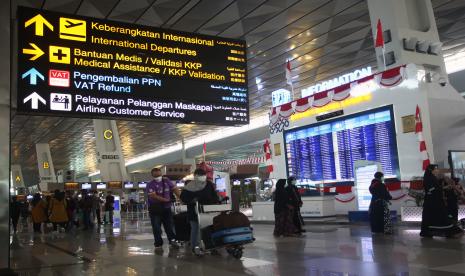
left=10, top=0, right=465, bottom=184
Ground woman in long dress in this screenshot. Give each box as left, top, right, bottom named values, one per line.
left=420, top=164, right=462, bottom=237
left=273, top=179, right=297, bottom=237
left=369, top=172, right=393, bottom=234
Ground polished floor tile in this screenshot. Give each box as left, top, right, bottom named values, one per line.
left=9, top=220, right=465, bottom=276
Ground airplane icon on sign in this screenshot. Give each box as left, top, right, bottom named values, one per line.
left=64, top=20, right=83, bottom=28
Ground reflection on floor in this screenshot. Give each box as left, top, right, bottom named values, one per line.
left=9, top=219, right=465, bottom=276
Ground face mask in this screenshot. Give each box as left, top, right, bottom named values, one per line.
left=195, top=175, right=206, bottom=182
left=291, top=180, right=297, bottom=185
left=154, top=176, right=162, bottom=182
left=380, top=177, right=385, bottom=182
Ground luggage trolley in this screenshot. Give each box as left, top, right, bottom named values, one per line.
left=197, top=202, right=254, bottom=259
left=174, top=202, right=254, bottom=259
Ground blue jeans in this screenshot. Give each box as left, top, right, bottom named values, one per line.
left=149, top=208, right=176, bottom=246
left=190, top=220, right=200, bottom=248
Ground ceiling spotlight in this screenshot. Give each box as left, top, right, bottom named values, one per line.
left=416, top=40, right=429, bottom=53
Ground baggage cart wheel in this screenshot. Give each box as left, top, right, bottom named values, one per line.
left=232, top=248, right=243, bottom=259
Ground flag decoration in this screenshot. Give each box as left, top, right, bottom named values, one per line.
left=415, top=105, right=431, bottom=171
left=374, top=19, right=387, bottom=69
left=285, top=60, right=292, bottom=85
left=375, top=19, right=384, bottom=48
left=264, top=139, right=273, bottom=173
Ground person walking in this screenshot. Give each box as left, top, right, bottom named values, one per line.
left=287, top=176, right=305, bottom=233
left=104, top=191, right=115, bottom=225
left=80, top=190, right=93, bottom=230
left=65, top=191, right=78, bottom=230
left=92, top=191, right=102, bottom=225
left=368, top=172, right=393, bottom=234
left=10, top=196, right=21, bottom=234
left=273, top=179, right=298, bottom=237
left=49, top=190, right=68, bottom=232
left=146, top=167, right=181, bottom=249
left=31, top=193, right=47, bottom=234
left=420, top=164, right=462, bottom=238
left=180, top=168, right=219, bottom=255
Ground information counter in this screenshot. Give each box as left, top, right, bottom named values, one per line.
left=252, top=196, right=336, bottom=221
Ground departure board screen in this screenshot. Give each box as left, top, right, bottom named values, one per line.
left=17, top=7, right=248, bottom=125
left=284, top=106, right=399, bottom=184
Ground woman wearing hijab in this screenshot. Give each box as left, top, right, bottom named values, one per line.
left=287, top=176, right=305, bottom=233
left=273, top=179, right=297, bottom=237
left=420, top=164, right=462, bottom=237
left=369, top=172, right=393, bottom=234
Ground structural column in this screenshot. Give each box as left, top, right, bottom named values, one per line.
left=367, top=0, right=446, bottom=76
left=93, top=120, right=128, bottom=181
left=0, top=0, right=11, bottom=273
left=181, top=139, right=196, bottom=172
left=36, top=143, right=57, bottom=191
left=11, top=165, right=24, bottom=189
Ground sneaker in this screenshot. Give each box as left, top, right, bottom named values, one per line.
left=192, top=246, right=204, bottom=256
left=154, top=245, right=163, bottom=250
left=169, top=240, right=181, bottom=249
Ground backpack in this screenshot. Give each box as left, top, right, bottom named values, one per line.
left=213, top=211, right=250, bottom=231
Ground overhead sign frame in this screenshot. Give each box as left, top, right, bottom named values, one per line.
left=17, top=7, right=249, bottom=126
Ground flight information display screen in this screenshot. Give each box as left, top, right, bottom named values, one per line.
left=17, top=7, right=248, bottom=125
left=284, top=106, right=399, bottom=184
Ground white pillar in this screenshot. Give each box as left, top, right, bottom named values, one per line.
left=36, top=143, right=57, bottom=189
left=11, top=165, right=24, bottom=188
left=0, top=0, right=10, bottom=272
left=367, top=0, right=446, bottom=78
left=93, top=120, right=128, bottom=181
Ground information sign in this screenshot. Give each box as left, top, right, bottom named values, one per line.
left=17, top=7, right=249, bottom=125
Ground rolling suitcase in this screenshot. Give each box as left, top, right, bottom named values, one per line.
left=212, top=227, right=254, bottom=245
left=173, top=211, right=191, bottom=241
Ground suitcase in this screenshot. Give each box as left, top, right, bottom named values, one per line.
left=213, top=211, right=250, bottom=231
left=173, top=212, right=191, bottom=241
left=212, top=227, right=254, bottom=245
left=222, top=233, right=254, bottom=244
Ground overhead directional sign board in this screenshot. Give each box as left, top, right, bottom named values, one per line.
left=17, top=7, right=249, bottom=125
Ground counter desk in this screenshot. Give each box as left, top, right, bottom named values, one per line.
left=252, top=196, right=336, bottom=221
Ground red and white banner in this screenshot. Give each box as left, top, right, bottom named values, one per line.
left=415, top=105, right=431, bottom=171
left=270, top=65, right=407, bottom=126
left=205, top=156, right=265, bottom=166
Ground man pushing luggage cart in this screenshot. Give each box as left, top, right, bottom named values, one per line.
left=180, top=168, right=254, bottom=258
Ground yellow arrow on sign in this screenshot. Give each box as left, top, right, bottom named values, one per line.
left=22, top=43, right=44, bottom=61
left=25, top=14, right=53, bottom=36
left=15, top=176, right=21, bottom=182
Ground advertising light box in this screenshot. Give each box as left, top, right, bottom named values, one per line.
left=17, top=7, right=249, bottom=125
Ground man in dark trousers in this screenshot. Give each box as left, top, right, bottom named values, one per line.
left=104, top=191, right=115, bottom=225
left=146, top=167, right=181, bottom=249
left=10, top=196, right=22, bottom=234
left=287, top=176, right=305, bottom=233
